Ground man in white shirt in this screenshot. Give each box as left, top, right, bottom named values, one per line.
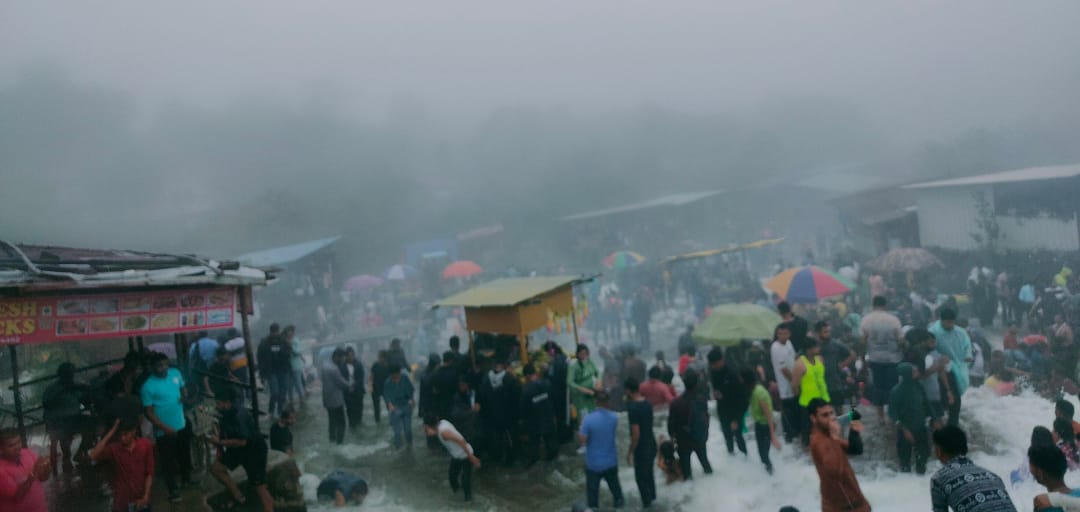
left=771, top=324, right=798, bottom=443
left=424, top=414, right=481, bottom=503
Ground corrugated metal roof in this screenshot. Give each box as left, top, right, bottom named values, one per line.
left=234, top=236, right=340, bottom=268
left=561, top=190, right=723, bottom=221
left=0, top=241, right=269, bottom=293
left=435, top=276, right=580, bottom=308
left=903, top=164, right=1080, bottom=189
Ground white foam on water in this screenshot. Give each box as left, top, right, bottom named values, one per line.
left=678, top=386, right=1064, bottom=511
left=336, top=441, right=390, bottom=459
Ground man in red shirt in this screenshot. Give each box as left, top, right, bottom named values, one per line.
left=0, top=428, right=51, bottom=512
left=638, top=367, right=675, bottom=411
left=90, top=420, right=154, bottom=512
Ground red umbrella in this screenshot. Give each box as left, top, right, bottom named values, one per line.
left=442, top=260, right=483, bottom=279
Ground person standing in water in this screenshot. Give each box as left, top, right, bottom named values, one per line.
left=889, top=362, right=932, bottom=474
left=579, top=391, right=624, bottom=510
left=624, top=377, right=657, bottom=508
left=792, top=339, right=830, bottom=446
left=1029, top=444, right=1080, bottom=512
left=930, top=425, right=1016, bottom=512
left=568, top=344, right=600, bottom=419
left=860, top=295, right=903, bottom=423
left=807, top=398, right=870, bottom=512
left=744, top=367, right=781, bottom=474
left=930, top=308, right=972, bottom=427
left=424, top=414, right=481, bottom=503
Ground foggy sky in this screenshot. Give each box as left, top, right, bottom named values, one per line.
left=4, top=1, right=1080, bottom=140
left=3, top=1, right=1080, bottom=262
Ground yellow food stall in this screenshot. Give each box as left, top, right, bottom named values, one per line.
left=434, top=276, right=591, bottom=363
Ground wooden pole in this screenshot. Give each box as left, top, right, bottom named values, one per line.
left=127, top=337, right=135, bottom=353
left=571, top=307, right=581, bottom=347
left=519, top=332, right=529, bottom=364
left=238, top=286, right=260, bottom=430
left=9, top=345, right=26, bottom=445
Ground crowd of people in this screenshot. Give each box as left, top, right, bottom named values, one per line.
left=7, top=253, right=1080, bottom=512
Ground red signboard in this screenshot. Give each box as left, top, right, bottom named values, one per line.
left=0, top=287, right=236, bottom=345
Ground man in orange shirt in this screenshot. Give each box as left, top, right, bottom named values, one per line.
left=808, top=398, right=870, bottom=512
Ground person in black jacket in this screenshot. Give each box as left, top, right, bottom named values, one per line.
left=520, top=363, right=557, bottom=466
left=369, top=351, right=390, bottom=424
left=668, top=371, right=712, bottom=480
left=478, top=360, right=521, bottom=466
left=709, top=347, right=748, bottom=456
left=432, top=352, right=462, bottom=421
left=543, top=341, right=571, bottom=443
left=418, top=353, right=441, bottom=419
left=341, top=347, right=365, bottom=431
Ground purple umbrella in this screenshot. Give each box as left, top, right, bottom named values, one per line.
left=344, top=274, right=384, bottom=291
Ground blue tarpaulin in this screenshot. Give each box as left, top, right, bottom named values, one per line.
left=234, top=236, right=341, bottom=268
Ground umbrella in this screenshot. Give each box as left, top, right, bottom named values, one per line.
left=442, top=260, right=483, bottom=279
left=692, top=303, right=783, bottom=346
left=343, top=274, right=384, bottom=291
left=603, top=251, right=646, bottom=269
left=383, top=264, right=418, bottom=281
left=765, top=266, right=854, bottom=304
left=867, top=248, right=943, bottom=273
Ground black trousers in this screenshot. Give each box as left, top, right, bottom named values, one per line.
left=897, top=426, right=930, bottom=474
left=634, top=445, right=657, bottom=507
left=449, top=457, right=473, bottom=501
left=524, top=425, right=558, bottom=464
left=719, top=415, right=747, bottom=455
left=372, top=391, right=383, bottom=423
left=487, top=424, right=514, bottom=465
left=344, top=391, right=364, bottom=430
left=157, top=427, right=193, bottom=494
left=754, top=422, right=773, bottom=470
left=676, top=439, right=712, bottom=479
left=948, top=373, right=962, bottom=426
left=780, top=397, right=801, bottom=443
left=586, top=466, right=624, bottom=509
left=327, top=406, right=346, bottom=444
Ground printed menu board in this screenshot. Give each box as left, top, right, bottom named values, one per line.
left=0, top=287, right=236, bottom=345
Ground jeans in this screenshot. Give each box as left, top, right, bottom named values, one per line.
left=897, top=426, right=930, bottom=474
left=289, top=367, right=305, bottom=403
left=268, top=373, right=289, bottom=417
left=676, top=439, right=712, bottom=480
left=633, top=445, right=657, bottom=507
left=390, top=407, right=413, bottom=449
left=780, top=398, right=801, bottom=443
left=449, top=457, right=473, bottom=501
left=948, top=372, right=963, bottom=426
left=372, top=391, right=383, bottom=423
left=754, top=422, right=773, bottom=471
left=156, top=427, right=193, bottom=495
left=719, top=415, right=747, bottom=455
left=585, top=466, right=624, bottom=509
left=327, top=406, right=346, bottom=444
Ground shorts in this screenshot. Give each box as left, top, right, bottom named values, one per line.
left=220, top=444, right=268, bottom=486
left=869, top=362, right=898, bottom=407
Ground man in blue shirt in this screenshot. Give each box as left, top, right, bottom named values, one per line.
left=382, top=364, right=415, bottom=449
left=141, top=352, right=194, bottom=503
left=578, top=390, right=624, bottom=510
left=189, top=330, right=220, bottom=370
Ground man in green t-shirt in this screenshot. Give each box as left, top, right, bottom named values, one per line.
left=744, top=367, right=781, bottom=474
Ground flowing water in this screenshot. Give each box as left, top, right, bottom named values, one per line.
left=287, top=379, right=1056, bottom=511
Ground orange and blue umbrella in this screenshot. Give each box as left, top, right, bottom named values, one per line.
left=765, top=266, right=854, bottom=304
left=603, top=251, right=645, bottom=269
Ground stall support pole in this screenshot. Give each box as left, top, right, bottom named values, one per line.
left=9, top=345, right=26, bottom=445
left=127, top=337, right=135, bottom=353
left=519, top=332, right=529, bottom=364
left=571, top=308, right=581, bottom=347
left=136, top=336, right=144, bottom=352
left=238, top=286, right=260, bottom=430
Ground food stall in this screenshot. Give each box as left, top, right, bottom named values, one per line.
left=434, top=276, right=593, bottom=364
left=0, top=242, right=270, bottom=441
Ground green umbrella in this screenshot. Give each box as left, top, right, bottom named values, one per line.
left=692, top=303, right=783, bottom=346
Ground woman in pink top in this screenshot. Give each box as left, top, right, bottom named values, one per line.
left=0, top=428, right=51, bottom=512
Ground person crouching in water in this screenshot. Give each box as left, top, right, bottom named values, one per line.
left=889, top=362, right=932, bottom=474
left=316, top=470, right=368, bottom=507
left=423, top=413, right=481, bottom=502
